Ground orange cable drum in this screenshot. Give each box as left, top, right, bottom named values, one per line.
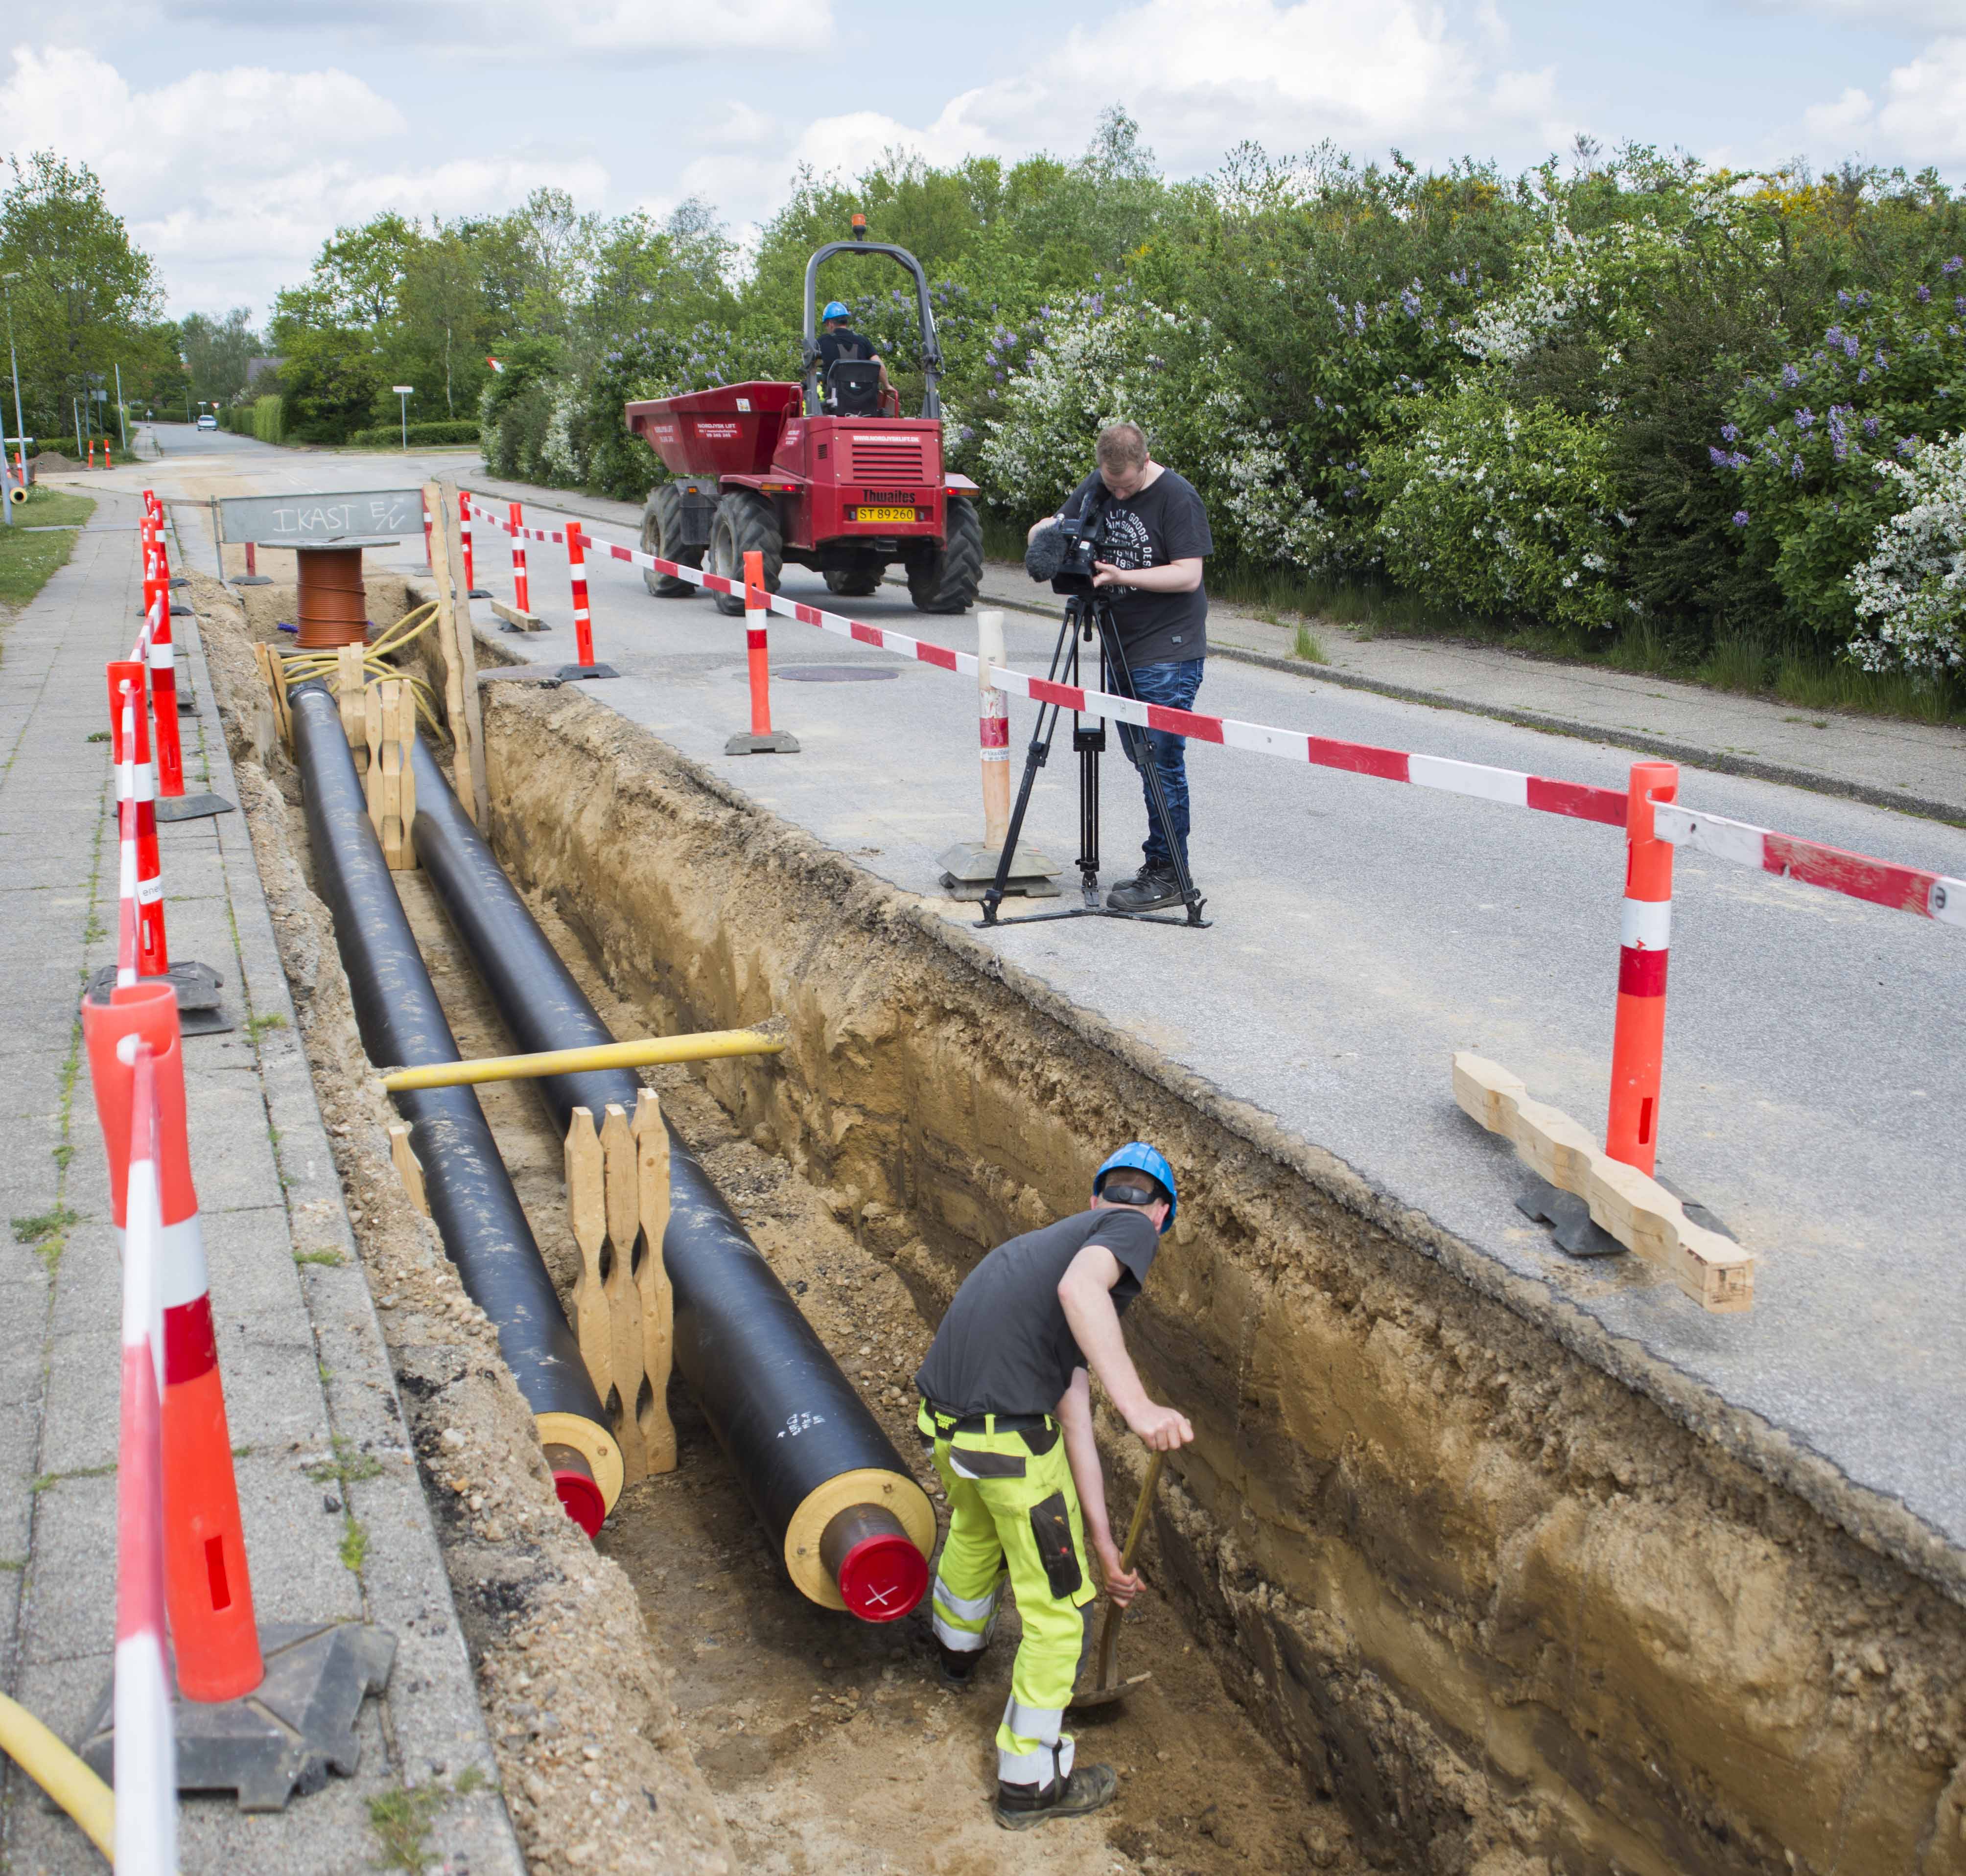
left=293, top=543, right=371, bottom=649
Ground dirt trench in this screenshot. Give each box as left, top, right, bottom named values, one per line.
left=203, top=574, right=1363, bottom=1875
left=462, top=678, right=1966, bottom=1876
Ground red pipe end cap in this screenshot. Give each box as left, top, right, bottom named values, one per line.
left=837, top=1530, right=929, bottom=1622
left=554, top=1468, right=607, bottom=1538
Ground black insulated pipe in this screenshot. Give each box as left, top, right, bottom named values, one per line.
left=288, top=683, right=621, bottom=1532
left=407, top=737, right=934, bottom=1620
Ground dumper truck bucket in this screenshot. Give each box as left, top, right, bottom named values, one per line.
left=625, top=381, right=804, bottom=480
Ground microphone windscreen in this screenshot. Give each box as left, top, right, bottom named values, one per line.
left=1025, top=523, right=1068, bottom=583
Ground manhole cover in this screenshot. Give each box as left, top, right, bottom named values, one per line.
left=773, top=664, right=899, bottom=683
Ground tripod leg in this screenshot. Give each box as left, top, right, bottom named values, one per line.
left=1078, top=733, right=1100, bottom=906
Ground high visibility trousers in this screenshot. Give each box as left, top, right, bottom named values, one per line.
left=919, top=1402, right=1098, bottom=1791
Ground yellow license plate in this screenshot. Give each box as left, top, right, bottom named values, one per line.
left=856, top=505, right=918, bottom=524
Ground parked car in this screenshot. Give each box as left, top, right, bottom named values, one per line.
left=197, top=413, right=218, bottom=430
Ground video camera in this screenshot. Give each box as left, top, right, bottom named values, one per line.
left=1024, top=485, right=1115, bottom=596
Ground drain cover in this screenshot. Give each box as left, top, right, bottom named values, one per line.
left=773, top=664, right=899, bottom=683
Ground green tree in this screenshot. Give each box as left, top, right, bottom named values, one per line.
left=278, top=325, right=380, bottom=443
left=179, top=306, right=259, bottom=407
left=0, top=151, right=163, bottom=441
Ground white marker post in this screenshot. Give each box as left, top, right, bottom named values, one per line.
left=393, top=385, right=414, bottom=451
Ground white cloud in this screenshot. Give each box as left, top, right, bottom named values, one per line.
left=0, top=44, right=607, bottom=315
left=1802, top=33, right=1966, bottom=163
left=1732, top=0, right=1966, bottom=30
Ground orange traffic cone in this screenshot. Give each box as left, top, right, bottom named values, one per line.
left=104, top=437, right=114, bottom=469
left=84, top=979, right=263, bottom=1702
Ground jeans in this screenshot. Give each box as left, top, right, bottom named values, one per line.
left=1116, top=658, right=1204, bottom=871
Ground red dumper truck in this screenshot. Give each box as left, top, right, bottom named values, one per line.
left=626, top=232, right=983, bottom=617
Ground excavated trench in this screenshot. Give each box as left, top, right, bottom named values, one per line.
left=209, top=574, right=1966, bottom=1876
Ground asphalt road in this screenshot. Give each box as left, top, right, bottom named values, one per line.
left=132, top=433, right=1966, bottom=1584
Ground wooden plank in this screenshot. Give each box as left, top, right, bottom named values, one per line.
left=1451, top=1051, right=1755, bottom=1314
left=336, top=644, right=369, bottom=773
left=632, top=1088, right=677, bottom=1474
left=433, top=479, right=490, bottom=833
left=600, top=1103, right=649, bottom=1484
left=387, top=1122, right=429, bottom=1217
left=562, top=1106, right=612, bottom=1399
left=252, top=642, right=293, bottom=755
left=423, top=479, right=478, bottom=828
left=365, top=679, right=417, bottom=870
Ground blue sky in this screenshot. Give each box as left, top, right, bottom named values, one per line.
left=4, top=0, right=1964, bottom=320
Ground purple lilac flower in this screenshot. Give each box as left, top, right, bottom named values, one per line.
left=1863, top=416, right=1880, bottom=436
left=1353, top=302, right=1367, bottom=335
left=1844, top=335, right=1860, bottom=359
left=1875, top=348, right=1888, bottom=367
left=1827, top=405, right=1849, bottom=462
left=1794, top=407, right=1815, bottom=429
left=1709, top=444, right=1731, bottom=466
left=1919, top=284, right=1933, bottom=302
left=1721, top=423, right=1739, bottom=443
left=1837, top=289, right=1851, bottom=307
left=1858, top=368, right=1869, bottom=384
left=1946, top=255, right=1964, bottom=274
left=1400, top=282, right=1422, bottom=319
left=1733, top=510, right=1750, bottom=526
left=1898, top=436, right=1918, bottom=457
left=1813, top=350, right=1827, bottom=364
left=1781, top=363, right=1801, bottom=388
left=1791, top=455, right=1805, bottom=480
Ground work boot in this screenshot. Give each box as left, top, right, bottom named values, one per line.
left=993, top=1763, right=1120, bottom=1830
left=934, top=1640, right=980, bottom=1692
left=1105, top=863, right=1184, bottom=913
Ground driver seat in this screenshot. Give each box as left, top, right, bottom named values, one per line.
left=826, top=358, right=884, bottom=417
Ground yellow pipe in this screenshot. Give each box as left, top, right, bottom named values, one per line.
left=380, top=1028, right=785, bottom=1092
left=0, top=1688, right=116, bottom=1861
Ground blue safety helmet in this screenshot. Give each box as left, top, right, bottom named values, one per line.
left=1092, top=1142, right=1178, bottom=1235
left=821, top=301, right=851, bottom=323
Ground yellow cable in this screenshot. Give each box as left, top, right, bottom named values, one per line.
left=380, top=1028, right=786, bottom=1092
left=0, top=1688, right=116, bottom=1860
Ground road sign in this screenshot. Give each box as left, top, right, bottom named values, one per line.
left=392, top=385, right=414, bottom=395
left=216, top=488, right=421, bottom=544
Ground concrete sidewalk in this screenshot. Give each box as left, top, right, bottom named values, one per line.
left=0, top=488, right=520, bottom=1871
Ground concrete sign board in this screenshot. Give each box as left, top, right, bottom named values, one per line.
left=218, top=488, right=422, bottom=544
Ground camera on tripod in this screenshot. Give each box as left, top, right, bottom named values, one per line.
left=1024, top=490, right=1114, bottom=597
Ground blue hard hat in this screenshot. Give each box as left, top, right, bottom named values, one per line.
left=821, top=301, right=851, bottom=323
left=1093, top=1142, right=1178, bottom=1234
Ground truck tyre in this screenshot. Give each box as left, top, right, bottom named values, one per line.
left=642, top=485, right=701, bottom=597
left=822, top=568, right=884, bottom=598
left=906, top=495, right=983, bottom=614
left=708, top=490, right=782, bottom=618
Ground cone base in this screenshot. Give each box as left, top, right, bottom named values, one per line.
left=554, top=663, right=621, bottom=682
left=153, top=792, right=235, bottom=822
left=77, top=1621, right=396, bottom=1812
left=724, top=729, right=799, bottom=755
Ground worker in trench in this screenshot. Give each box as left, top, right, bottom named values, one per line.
left=913, top=1142, right=1194, bottom=1830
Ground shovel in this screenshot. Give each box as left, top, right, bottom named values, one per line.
left=1068, top=1448, right=1165, bottom=1711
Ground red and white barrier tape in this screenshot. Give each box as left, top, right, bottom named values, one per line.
left=465, top=493, right=1966, bottom=929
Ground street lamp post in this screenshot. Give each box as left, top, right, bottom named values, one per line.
left=114, top=362, right=129, bottom=454
left=0, top=273, right=24, bottom=526
left=392, top=385, right=414, bottom=450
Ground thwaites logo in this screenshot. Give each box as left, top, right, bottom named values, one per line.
left=861, top=489, right=925, bottom=502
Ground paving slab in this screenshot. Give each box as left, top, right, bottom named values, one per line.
left=0, top=486, right=523, bottom=1871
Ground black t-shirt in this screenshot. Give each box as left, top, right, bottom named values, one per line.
left=914, top=1208, right=1159, bottom=1416
left=1059, top=467, right=1213, bottom=668
left=818, top=328, right=878, bottom=371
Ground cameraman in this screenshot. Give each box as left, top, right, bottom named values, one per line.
left=1027, top=423, right=1212, bottom=912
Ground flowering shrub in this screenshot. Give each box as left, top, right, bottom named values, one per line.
left=1718, top=265, right=1966, bottom=640
left=1847, top=430, right=1966, bottom=671
left=1365, top=386, right=1626, bottom=629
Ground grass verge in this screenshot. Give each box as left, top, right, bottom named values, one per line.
left=0, top=488, right=96, bottom=608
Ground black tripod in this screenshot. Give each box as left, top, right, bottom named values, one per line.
left=978, top=591, right=1209, bottom=930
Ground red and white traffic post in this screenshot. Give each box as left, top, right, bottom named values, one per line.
left=1606, top=760, right=1678, bottom=1175
left=509, top=500, right=530, bottom=614
left=459, top=487, right=477, bottom=597
left=108, top=661, right=169, bottom=980
left=724, top=550, right=797, bottom=755
left=567, top=521, right=596, bottom=666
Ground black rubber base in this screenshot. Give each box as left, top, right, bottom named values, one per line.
left=235, top=575, right=272, bottom=587
left=78, top=1622, right=396, bottom=1811
left=87, top=959, right=232, bottom=1035
left=468, top=586, right=492, bottom=598
left=1516, top=1169, right=1736, bottom=1260
left=554, top=663, right=620, bottom=682
left=154, top=791, right=235, bottom=822
left=724, top=729, right=800, bottom=755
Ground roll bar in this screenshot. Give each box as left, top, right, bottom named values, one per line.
left=802, top=240, right=943, bottom=420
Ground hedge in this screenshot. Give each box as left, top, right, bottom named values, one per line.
left=346, top=419, right=482, bottom=448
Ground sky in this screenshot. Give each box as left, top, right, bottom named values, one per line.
left=3, top=0, right=1965, bottom=324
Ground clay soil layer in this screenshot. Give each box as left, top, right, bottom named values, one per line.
left=472, top=679, right=1966, bottom=1876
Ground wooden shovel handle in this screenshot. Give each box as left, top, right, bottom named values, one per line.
left=1092, top=1449, right=1165, bottom=1690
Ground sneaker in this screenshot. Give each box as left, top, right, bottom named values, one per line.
left=1105, top=865, right=1184, bottom=913
left=993, top=1763, right=1120, bottom=1830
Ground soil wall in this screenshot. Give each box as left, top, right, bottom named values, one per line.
left=479, top=681, right=1966, bottom=1876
